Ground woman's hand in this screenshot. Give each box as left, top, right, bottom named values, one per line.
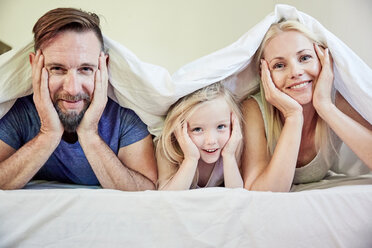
left=312, top=44, right=334, bottom=112
left=174, top=122, right=200, bottom=163
left=221, top=112, right=242, bottom=159
left=261, top=59, right=302, bottom=119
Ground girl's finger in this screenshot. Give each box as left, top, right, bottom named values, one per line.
left=174, top=123, right=183, bottom=140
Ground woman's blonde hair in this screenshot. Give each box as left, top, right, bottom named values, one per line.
left=156, top=82, right=242, bottom=186
left=253, top=20, right=333, bottom=166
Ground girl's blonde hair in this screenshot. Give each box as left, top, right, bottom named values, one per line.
left=253, top=20, right=333, bottom=166
left=156, top=82, right=242, bottom=186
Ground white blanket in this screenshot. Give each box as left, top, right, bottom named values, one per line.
left=0, top=4, right=371, bottom=137
left=1, top=183, right=372, bottom=247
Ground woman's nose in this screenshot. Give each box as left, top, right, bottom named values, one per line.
left=289, top=62, right=304, bottom=79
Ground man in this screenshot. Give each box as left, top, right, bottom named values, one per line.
left=0, top=8, right=157, bottom=190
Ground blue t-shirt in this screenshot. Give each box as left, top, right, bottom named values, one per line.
left=0, top=95, right=149, bottom=185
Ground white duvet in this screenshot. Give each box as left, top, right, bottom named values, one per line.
left=0, top=4, right=371, bottom=137
left=1, top=183, right=372, bottom=248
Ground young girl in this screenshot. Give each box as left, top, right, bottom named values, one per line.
left=156, top=83, right=243, bottom=190
left=241, top=20, right=372, bottom=192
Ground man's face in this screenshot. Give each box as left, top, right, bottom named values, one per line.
left=42, top=30, right=101, bottom=132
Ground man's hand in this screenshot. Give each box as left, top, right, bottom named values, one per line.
left=30, top=50, right=63, bottom=139
left=77, top=52, right=108, bottom=136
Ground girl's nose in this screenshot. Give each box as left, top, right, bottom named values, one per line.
left=205, top=131, right=217, bottom=145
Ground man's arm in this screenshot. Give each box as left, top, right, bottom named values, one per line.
left=0, top=51, right=63, bottom=190
left=0, top=133, right=61, bottom=189
left=78, top=134, right=157, bottom=191
left=76, top=53, right=157, bottom=190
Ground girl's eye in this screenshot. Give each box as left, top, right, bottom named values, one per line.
left=217, top=124, right=226, bottom=130
left=300, top=55, right=312, bottom=62
left=272, top=63, right=284, bottom=70
left=192, top=127, right=202, bottom=133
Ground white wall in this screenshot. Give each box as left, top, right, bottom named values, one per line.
left=0, top=0, right=371, bottom=72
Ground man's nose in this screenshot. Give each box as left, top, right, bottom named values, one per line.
left=63, top=71, right=82, bottom=95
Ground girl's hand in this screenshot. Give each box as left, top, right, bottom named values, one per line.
left=174, top=122, right=200, bottom=162
left=221, top=112, right=242, bottom=159
left=261, top=59, right=302, bottom=119
left=312, top=44, right=334, bottom=111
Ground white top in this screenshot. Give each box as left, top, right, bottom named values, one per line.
left=251, top=93, right=343, bottom=184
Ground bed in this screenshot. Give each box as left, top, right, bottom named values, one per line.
left=1, top=181, right=372, bottom=248
left=1, top=4, right=372, bottom=247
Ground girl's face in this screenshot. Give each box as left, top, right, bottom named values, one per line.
left=263, top=31, right=321, bottom=105
left=187, top=97, right=231, bottom=165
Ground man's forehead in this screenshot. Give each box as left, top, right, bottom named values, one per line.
left=42, top=31, right=101, bottom=65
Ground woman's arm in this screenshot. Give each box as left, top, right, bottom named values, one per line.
left=241, top=98, right=303, bottom=192
left=313, top=46, right=372, bottom=170
left=242, top=60, right=304, bottom=192
left=316, top=92, right=372, bottom=169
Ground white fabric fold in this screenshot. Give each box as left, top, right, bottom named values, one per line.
left=172, top=4, right=372, bottom=124
left=0, top=4, right=371, bottom=138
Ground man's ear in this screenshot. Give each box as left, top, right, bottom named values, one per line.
left=29, top=52, right=36, bottom=65
left=105, top=54, right=109, bottom=65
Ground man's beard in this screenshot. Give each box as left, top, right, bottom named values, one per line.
left=53, top=92, right=91, bottom=133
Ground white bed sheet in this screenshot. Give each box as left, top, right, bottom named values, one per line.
left=1, top=184, right=372, bottom=248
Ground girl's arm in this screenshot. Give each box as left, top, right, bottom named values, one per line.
left=241, top=60, right=304, bottom=192
left=313, top=46, right=372, bottom=169
left=157, top=123, right=200, bottom=190
left=221, top=113, right=243, bottom=188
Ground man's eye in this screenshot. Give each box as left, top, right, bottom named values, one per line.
left=50, top=67, right=65, bottom=74
left=80, top=67, right=94, bottom=74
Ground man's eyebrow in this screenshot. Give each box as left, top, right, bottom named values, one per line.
left=44, top=63, right=98, bottom=67
left=45, top=63, right=64, bottom=67
left=80, top=63, right=98, bottom=67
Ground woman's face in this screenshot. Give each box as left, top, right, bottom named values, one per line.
left=263, top=31, right=321, bottom=105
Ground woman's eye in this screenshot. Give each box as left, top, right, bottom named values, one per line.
left=273, top=63, right=284, bottom=69
left=300, top=55, right=312, bottom=62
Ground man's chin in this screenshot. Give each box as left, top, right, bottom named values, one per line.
left=54, top=102, right=89, bottom=133
left=57, top=111, right=84, bottom=133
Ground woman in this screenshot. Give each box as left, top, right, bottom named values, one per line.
left=241, top=20, right=372, bottom=192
